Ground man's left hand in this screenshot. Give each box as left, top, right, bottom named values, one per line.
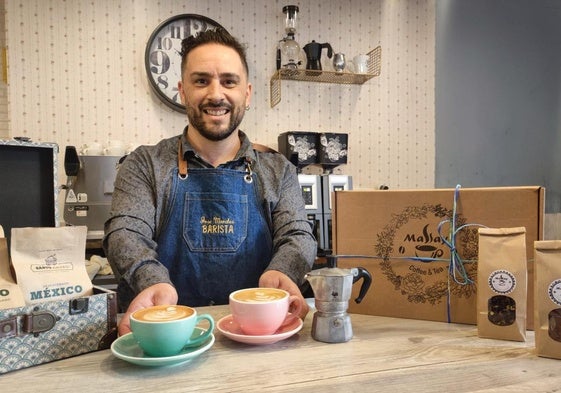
left=259, top=270, right=309, bottom=320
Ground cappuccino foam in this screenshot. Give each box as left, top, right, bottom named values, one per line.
left=233, top=288, right=286, bottom=303
left=133, top=305, right=193, bottom=322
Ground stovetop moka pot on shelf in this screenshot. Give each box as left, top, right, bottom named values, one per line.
left=303, top=40, right=333, bottom=71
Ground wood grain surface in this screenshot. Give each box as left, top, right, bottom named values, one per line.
left=2, top=305, right=560, bottom=393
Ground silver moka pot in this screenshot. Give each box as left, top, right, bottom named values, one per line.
left=305, top=265, right=371, bottom=343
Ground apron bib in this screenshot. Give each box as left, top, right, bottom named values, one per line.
left=157, top=158, right=273, bottom=306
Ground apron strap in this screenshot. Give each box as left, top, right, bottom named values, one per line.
left=252, top=143, right=277, bottom=153
left=178, top=138, right=188, bottom=178
left=177, top=139, right=278, bottom=178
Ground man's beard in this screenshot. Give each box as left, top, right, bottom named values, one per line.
left=186, top=102, right=245, bottom=142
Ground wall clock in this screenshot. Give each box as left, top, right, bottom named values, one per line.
left=145, top=14, right=226, bottom=113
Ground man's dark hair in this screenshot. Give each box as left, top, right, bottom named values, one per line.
left=180, top=28, right=249, bottom=77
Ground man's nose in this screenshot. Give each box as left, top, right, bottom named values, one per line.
left=206, top=80, right=225, bottom=99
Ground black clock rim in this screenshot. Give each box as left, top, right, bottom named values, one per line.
left=144, top=14, right=226, bottom=114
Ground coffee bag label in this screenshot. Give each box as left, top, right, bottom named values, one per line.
left=548, top=279, right=561, bottom=306
left=0, top=227, right=26, bottom=309
left=10, top=226, right=93, bottom=305
left=488, top=270, right=516, bottom=294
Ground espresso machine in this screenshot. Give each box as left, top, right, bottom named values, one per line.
left=320, top=174, right=352, bottom=252
left=305, top=258, right=372, bottom=343
left=62, top=146, right=124, bottom=240
left=297, top=174, right=326, bottom=252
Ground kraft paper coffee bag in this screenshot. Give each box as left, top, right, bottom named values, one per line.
left=477, top=227, right=527, bottom=342
left=534, top=240, right=561, bottom=359
left=0, top=225, right=25, bottom=309
left=10, top=226, right=93, bottom=305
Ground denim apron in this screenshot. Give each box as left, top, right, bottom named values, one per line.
left=156, top=143, right=273, bottom=306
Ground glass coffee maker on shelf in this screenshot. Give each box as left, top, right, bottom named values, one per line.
left=277, top=5, right=302, bottom=71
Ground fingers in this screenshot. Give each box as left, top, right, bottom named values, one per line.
left=260, top=270, right=309, bottom=319
left=117, top=283, right=178, bottom=336
left=118, top=313, right=132, bottom=336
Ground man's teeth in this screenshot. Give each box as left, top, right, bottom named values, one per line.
left=205, top=109, right=228, bottom=115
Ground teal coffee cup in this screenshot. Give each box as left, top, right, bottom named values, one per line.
left=130, top=305, right=214, bottom=357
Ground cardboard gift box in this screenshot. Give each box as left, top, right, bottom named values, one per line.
left=332, top=186, right=544, bottom=326
left=0, top=286, right=117, bottom=374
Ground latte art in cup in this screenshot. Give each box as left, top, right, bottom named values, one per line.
left=129, top=304, right=214, bottom=357
left=232, top=288, right=287, bottom=303
left=229, top=288, right=302, bottom=335
left=132, top=305, right=193, bottom=322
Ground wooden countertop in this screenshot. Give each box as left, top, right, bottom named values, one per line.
left=2, top=305, right=560, bottom=392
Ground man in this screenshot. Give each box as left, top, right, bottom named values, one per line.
left=104, top=28, right=316, bottom=335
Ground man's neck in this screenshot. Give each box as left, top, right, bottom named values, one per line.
left=186, top=128, right=241, bottom=167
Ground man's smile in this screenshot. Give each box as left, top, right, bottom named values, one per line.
left=203, top=108, right=229, bottom=116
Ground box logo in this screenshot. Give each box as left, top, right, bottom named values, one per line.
left=374, top=203, right=477, bottom=304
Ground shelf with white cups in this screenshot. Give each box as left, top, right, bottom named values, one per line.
left=269, top=46, right=381, bottom=108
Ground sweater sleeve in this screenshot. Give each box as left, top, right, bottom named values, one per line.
left=257, top=152, right=317, bottom=286
left=103, top=143, right=175, bottom=296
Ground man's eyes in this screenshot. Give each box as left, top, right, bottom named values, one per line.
left=193, top=79, right=238, bottom=87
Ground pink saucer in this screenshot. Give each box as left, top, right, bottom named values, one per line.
left=217, top=314, right=303, bottom=345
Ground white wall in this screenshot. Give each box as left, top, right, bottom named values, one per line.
left=3, top=0, right=435, bottom=191
left=435, top=0, right=561, bottom=211
left=435, top=0, right=561, bottom=239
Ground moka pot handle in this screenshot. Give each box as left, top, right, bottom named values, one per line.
left=351, top=267, right=372, bottom=304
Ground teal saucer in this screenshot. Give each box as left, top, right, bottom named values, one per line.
left=111, top=327, right=214, bottom=367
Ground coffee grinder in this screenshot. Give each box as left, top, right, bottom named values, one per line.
left=277, top=131, right=353, bottom=256
left=277, top=5, right=302, bottom=70
left=305, top=256, right=372, bottom=343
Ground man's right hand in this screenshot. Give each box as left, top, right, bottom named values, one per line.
left=118, top=282, right=178, bottom=336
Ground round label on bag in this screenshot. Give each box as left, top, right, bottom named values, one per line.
left=548, top=279, right=561, bottom=306
left=488, top=269, right=516, bottom=294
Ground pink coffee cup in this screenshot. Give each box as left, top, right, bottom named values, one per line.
left=229, top=288, right=302, bottom=336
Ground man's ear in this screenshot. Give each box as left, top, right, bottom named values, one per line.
left=178, top=81, right=186, bottom=105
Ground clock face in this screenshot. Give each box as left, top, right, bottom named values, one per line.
left=145, top=14, right=225, bottom=113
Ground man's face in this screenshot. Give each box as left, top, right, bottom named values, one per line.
left=178, top=43, right=252, bottom=142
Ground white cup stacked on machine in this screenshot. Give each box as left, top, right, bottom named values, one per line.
left=80, top=140, right=131, bottom=156
left=103, top=140, right=126, bottom=156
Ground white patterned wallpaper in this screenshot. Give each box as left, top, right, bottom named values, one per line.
left=3, top=0, right=435, bottom=191
left=0, top=1, right=7, bottom=139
